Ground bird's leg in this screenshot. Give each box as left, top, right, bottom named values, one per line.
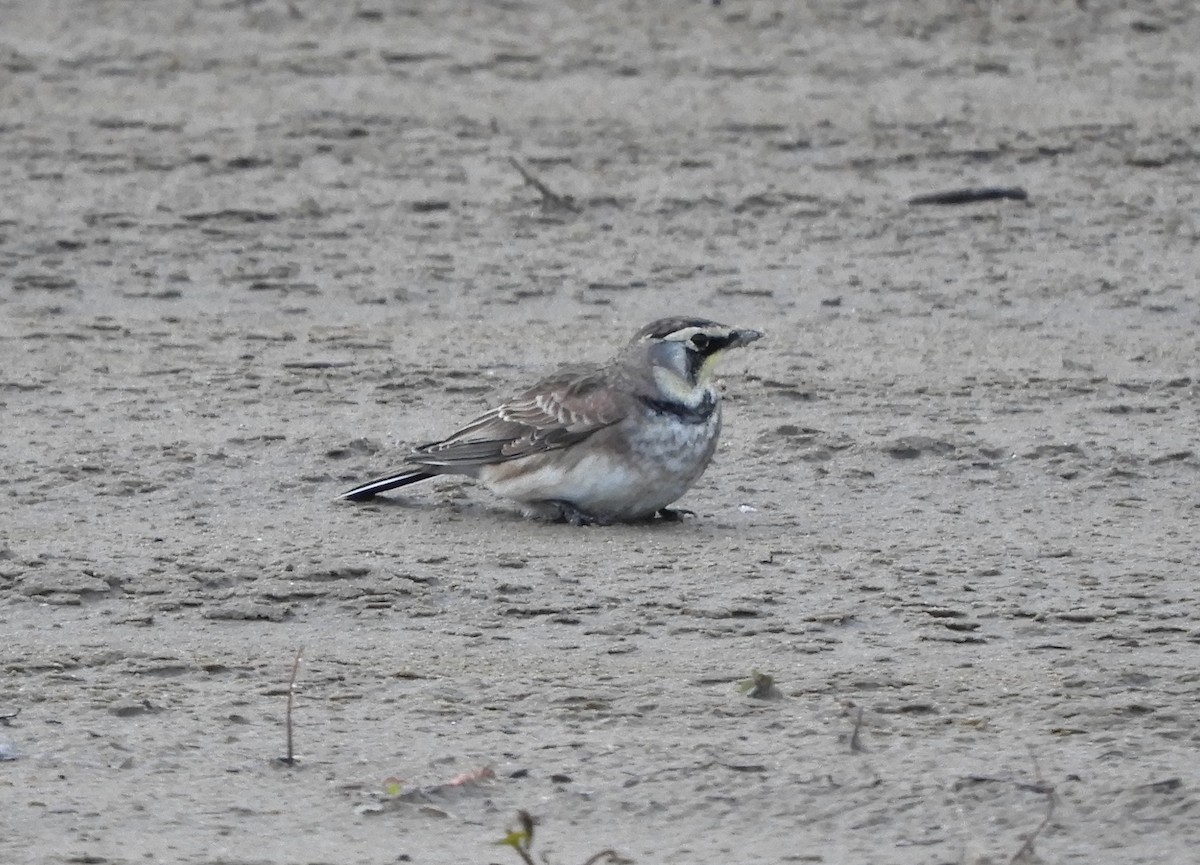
left=656, top=507, right=696, bottom=522
left=544, top=500, right=612, bottom=527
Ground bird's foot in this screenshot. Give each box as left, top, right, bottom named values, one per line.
left=656, top=507, right=696, bottom=522
left=559, top=502, right=613, bottom=527
left=530, top=500, right=613, bottom=526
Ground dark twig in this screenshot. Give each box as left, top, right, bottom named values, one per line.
left=954, top=749, right=1058, bottom=863
left=908, top=186, right=1028, bottom=206
left=282, top=647, right=303, bottom=765
left=0, top=708, right=20, bottom=726
left=1132, top=777, right=1181, bottom=793
left=508, top=157, right=579, bottom=212
left=1008, top=746, right=1057, bottom=864
left=1027, top=746, right=1044, bottom=785
left=1009, top=747, right=1056, bottom=863
left=1009, top=787, right=1056, bottom=863
left=580, top=850, right=633, bottom=865
left=957, top=775, right=1051, bottom=794
left=849, top=705, right=866, bottom=753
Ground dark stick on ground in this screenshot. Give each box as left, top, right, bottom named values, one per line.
left=960, top=775, right=1051, bottom=794
left=849, top=705, right=866, bottom=753
left=959, top=750, right=1058, bottom=863
left=1008, top=747, right=1057, bottom=864
left=508, top=157, right=580, bottom=212
left=281, top=647, right=304, bottom=766
left=908, top=186, right=1029, bottom=206
left=1009, top=785, right=1057, bottom=864
left=580, top=850, right=631, bottom=865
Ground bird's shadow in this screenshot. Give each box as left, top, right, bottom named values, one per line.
left=338, top=494, right=698, bottom=529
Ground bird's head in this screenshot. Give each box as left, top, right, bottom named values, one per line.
left=632, top=317, right=763, bottom=400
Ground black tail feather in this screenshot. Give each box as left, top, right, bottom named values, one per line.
left=340, top=470, right=437, bottom=502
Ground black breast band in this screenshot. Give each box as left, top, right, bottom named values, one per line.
left=639, top=392, right=717, bottom=425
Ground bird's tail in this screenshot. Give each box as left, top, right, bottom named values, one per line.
left=339, top=469, right=437, bottom=502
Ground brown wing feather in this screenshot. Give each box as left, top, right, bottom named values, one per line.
left=408, top=366, right=629, bottom=468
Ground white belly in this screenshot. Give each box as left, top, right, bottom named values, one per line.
left=480, top=409, right=721, bottom=521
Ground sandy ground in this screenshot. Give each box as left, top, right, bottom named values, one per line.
left=3, top=1, right=1200, bottom=863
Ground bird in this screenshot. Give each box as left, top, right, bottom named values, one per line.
left=339, top=316, right=763, bottom=525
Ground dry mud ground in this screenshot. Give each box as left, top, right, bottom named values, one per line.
left=3, top=2, right=1200, bottom=863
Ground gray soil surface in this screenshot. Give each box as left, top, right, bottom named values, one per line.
left=3, top=2, right=1199, bottom=863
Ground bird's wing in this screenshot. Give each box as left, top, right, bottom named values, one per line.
left=408, top=366, right=629, bottom=468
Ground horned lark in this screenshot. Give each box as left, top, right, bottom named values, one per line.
left=340, top=317, right=762, bottom=524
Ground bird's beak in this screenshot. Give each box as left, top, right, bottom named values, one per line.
left=731, top=328, right=764, bottom=347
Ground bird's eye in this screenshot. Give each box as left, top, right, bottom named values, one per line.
left=690, top=333, right=711, bottom=351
